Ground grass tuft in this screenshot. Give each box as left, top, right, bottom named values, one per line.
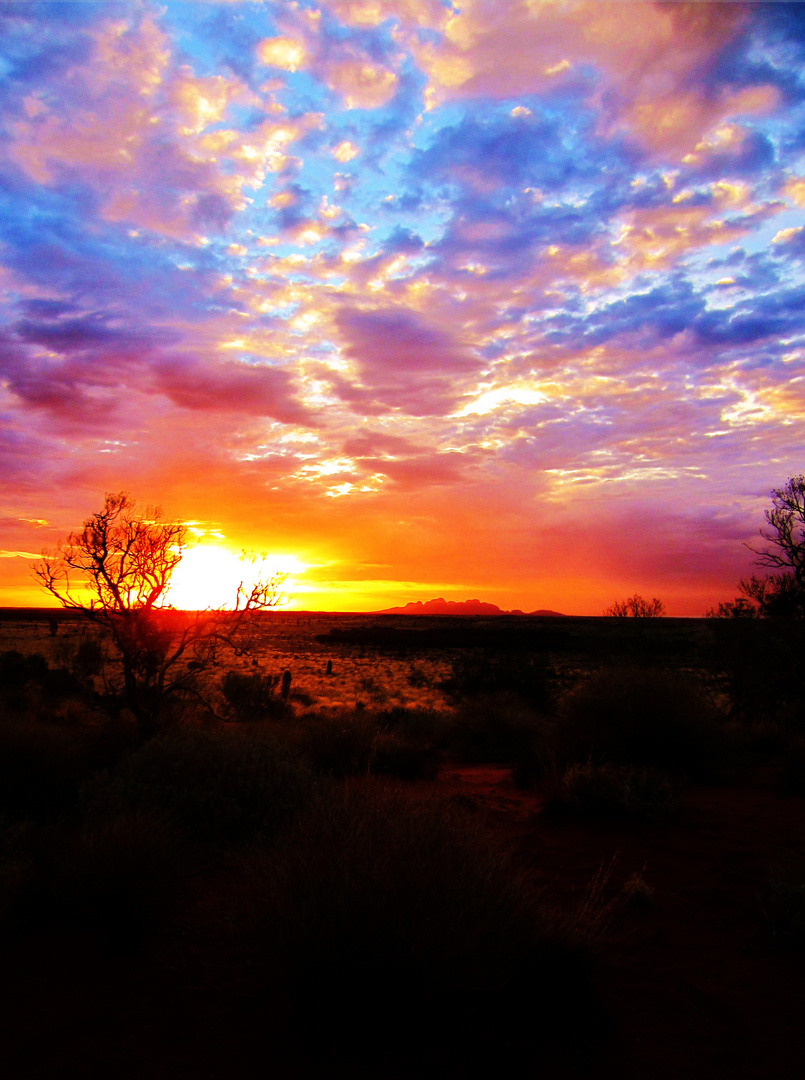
left=544, top=760, right=682, bottom=822
left=82, top=724, right=317, bottom=849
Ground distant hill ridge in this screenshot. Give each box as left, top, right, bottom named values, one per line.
left=374, top=597, right=566, bottom=616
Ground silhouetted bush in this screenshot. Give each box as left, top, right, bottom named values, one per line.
left=376, top=704, right=445, bottom=743
left=82, top=725, right=317, bottom=849
left=370, top=730, right=440, bottom=780
left=780, top=735, right=805, bottom=795
left=239, top=786, right=605, bottom=1074
left=707, top=618, right=805, bottom=723
left=220, top=669, right=291, bottom=722
left=0, top=650, right=80, bottom=712
left=286, top=711, right=376, bottom=776
left=763, top=851, right=805, bottom=952
left=447, top=692, right=553, bottom=766
left=544, top=761, right=682, bottom=822
left=441, top=650, right=554, bottom=713
left=285, top=709, right=441, bottom=780
left=0, top=720, right=97, bottom=822
left=9, top=812, right=187, bottom=954
left=556, top=666, right=727, bottom=781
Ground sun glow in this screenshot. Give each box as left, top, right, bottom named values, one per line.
left=165, top=545, right=306, bottom=610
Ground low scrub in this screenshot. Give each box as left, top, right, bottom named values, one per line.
left=447, top=692, right=552, bottom=766
left=238, top=785, right=605, bottom=1074
left=441, top=650, right=555, bottom=713
left=0, top=720, right=98, bottom=823
left=82, top=724, right=317, bottom=849
left=0, top=650, right=82, bottom=714
left=6, top=812, right=187, bottom=954
left=763, top=852, right=805, bottom=952
left=556, top=666, right=727, bottom=781
left=219, top=669, right=292, bottom=722
left=544, top=761, right=682, bottom=822
left=285, top=709, right=441, bottom=780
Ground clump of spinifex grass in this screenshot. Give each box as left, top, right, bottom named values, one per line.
left=234, top=784, right=608, bottom=1076
left=554, top=665, right=729, bottom=782
left=278, top=707, right=443, bottom=780
left=82, top=723, right=318, bottom=850
left=4, top=811, right=188, bottom=955
left=763, top=851, right=805, bottom=952
left=544, top=761, right=682, bottom=822
left=0, top=719, right=100, bottom=823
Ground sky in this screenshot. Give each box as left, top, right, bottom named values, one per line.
left=1, top=0, right=804, bottom=614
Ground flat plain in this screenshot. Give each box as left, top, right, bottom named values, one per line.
left=0, top=610, right=803, bottom=1079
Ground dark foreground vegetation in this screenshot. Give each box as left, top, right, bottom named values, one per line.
left=1, top=611, right=804, bottom=1079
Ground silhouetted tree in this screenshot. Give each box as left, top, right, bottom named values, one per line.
left=604, top=595, right=666, bottom=618
left=740, top=475, right=805, bottom=617
left=706, top=476, right=805, bottom=718
left=35, top=492, right=285, bottom=736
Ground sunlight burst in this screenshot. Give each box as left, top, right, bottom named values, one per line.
left=166, top=545, right=307, bottom=610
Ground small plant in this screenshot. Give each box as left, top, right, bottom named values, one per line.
left=0, top=720, right=98, bottom=823
left=82, top=725, right=317, bottom=849
left=622, top=865, right=656, bottom=905
left=604, top=595, right=666, bottom=618
left=239, top=786, right=605, bottom=1073
left=441, top=650, right=554, bottom=713
left=18, top=812, right=187, bottom=954
left=544, top=761, right=682, bottom=822
left=447, top=693, right=552, bottom=765
left=220, top=669, right=291, bottom=722
left=556, top=666, right=726, bottom=781
left=0, top=650, right=81, bottom=713
left=763, top=852, right=805, bottom=951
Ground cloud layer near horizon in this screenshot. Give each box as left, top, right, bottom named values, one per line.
left=1, top=0, right=804, bottom=613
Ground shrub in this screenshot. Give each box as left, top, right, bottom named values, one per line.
left=285, top=709, right=442, bottom=781
left=763, top=852, right=805, bottom=952
left=441, top=650, right=554, bottom=713
left=781, top=735, right=805, bottom=795
left=556, top=666, right=726, bottom=780
left=447, top=692, right=553, bottom=766
left=220, top=669, right=292, bottom=722
left=82, top=725, right=317, bottom=849
left=239, top=786, right=605, bottom=1073
left=544, top=761, right=682, bottom=822
left=370, top=730, right=440, bottom=780
left=11, top=812, right=187, bottom=954
left=706, top=618, right=805, bottom=722
left=0, top=650, right=80, bottom=712
left=0, top=720, right=97, bottom=822
left=286, top=711, right=376, bottom=776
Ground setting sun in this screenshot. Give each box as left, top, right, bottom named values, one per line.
left=165, top=545, right=306, bottom=610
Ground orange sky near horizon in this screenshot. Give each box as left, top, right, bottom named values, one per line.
left=1, top=2, right=803, bottom=616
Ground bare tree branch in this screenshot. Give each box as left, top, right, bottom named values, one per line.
left=34, top=493, right=286, bottom=736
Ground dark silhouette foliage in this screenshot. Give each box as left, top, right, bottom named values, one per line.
left=440, top=650, right=554, bottom=713
left=713, top=476, right=805, bottom=619
left=35, top=492, right=285, bottom=736
left=604, top=595, right=666, bottom=618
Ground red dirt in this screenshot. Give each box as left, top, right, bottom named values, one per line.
left=413, top=761, right=805, bottom=1080
left=1, top=764, right=802, bottom=1080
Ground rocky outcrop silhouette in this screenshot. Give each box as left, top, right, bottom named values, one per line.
left=374, top=597, right=566, bottom=616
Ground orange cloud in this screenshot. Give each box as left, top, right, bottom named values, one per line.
left=412, top=0, right=758, bottom=157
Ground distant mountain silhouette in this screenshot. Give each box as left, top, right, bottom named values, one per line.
left=374, top=597, right=566, bottom=616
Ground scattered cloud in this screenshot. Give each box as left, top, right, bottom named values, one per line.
left=1, top=1, right=804, bottom=613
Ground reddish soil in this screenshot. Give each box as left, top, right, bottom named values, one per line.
left=415, top=761, right=805, bottom=1080
left=1, top=764, right=802, bottom=1080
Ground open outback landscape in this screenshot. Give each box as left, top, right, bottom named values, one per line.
left=1, top=608, right=803, bottom=1080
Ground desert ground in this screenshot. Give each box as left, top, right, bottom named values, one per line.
left=0, top=610, right=803, bottom=1079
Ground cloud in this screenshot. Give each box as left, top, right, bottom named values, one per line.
left=1, top=1, right=804, bottom=614
left=152, top=357, right=316, bottom=426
